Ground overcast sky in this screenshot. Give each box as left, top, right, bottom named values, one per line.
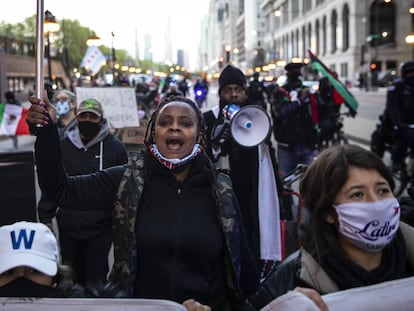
left=0, top=0, right=210, bottom=69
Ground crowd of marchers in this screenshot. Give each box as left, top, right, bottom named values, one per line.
left=0, top=59, right=413, bottom=311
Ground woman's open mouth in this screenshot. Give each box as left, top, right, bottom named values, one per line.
left=166, top=138, right=184, bottom=151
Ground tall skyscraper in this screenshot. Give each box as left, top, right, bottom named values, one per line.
left=144, top=34, right=153, bottom=61
left=135, top=27, right=140, bottom=61
left=164, top=16, right=173, bottom=63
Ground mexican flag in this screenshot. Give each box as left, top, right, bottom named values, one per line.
left=0, top=103, right=30, bottom=136
left=308, top=49, right=358, bottom=116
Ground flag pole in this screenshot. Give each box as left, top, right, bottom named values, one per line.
left=35, top=0, right=44, bottom=99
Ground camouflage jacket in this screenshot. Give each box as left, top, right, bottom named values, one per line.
left=108, top=152, right=256, bottom=307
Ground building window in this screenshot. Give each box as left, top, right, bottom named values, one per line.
left=296, top=29, right=300, bottom=57
left=331, top=9, right=338, bottom=53
left=308, top=23, right=312, bottom=55
left=342, top=4, right=350, bottom=51
left=316, top=19, right=320, bottom=55
left=386, top=60, right=397, bottom=70
left=238, top=0, right=244, bottom=15
left=303, top=0, right=312, bottom=13
left=340, top=63, right=348, bottom=78
left=292, top=0, right=299, bottom=21
left=302, top=25, right=306, bottom=59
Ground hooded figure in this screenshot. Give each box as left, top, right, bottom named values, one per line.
left=203, top=65, right=284, bottom=276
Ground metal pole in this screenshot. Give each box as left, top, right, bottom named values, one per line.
left=47, top=32, right=52, bottom=82
left=111, top=32, right=116, bottom=85
left=35, top=0, right=44, bottom=98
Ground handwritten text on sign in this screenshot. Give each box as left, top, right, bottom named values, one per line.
left=76, top=87, right=139, bottom=128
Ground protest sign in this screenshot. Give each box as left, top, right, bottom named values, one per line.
left=76, top=87, right=139, bottom=128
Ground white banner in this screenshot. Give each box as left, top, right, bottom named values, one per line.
left=76, top=87, right=139, bottom=129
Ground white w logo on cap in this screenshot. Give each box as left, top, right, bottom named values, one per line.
left=10, top=229, right=35, bottom=250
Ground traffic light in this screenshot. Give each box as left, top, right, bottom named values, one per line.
left=370, top=61, right=380, bottom=86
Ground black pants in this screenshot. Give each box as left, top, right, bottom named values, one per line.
left=59, top=226, right=112, bottom=285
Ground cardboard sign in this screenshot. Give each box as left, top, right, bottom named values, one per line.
left=76, top=87, right=139, bottom=128
left=121, top=119, right=148, bottom=145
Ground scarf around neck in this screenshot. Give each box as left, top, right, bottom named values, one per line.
left=318, top=230, right=410, bottom=291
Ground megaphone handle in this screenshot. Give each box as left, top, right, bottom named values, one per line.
left=218, top=120, right=230, bottom=144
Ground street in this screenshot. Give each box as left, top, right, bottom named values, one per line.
left=0, top=85, right=387, bottom=153
left=342, top=87, right=387, bottom=146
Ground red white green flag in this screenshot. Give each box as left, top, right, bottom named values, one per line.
left=308, top=49, right=358, bottom=115
left=0, top=103, right=30, bottom=136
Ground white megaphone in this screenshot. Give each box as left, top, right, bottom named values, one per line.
left=222, top=104, right=271, bottom=147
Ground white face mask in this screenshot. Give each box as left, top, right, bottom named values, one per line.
left=55, top=100, right=71, bottom=117
left=334, top=197, right=400, bottom=252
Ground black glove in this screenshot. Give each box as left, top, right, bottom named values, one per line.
left=211, top=122, right=230, bottom=144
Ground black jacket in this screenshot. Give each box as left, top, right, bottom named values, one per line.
left=204, top=99, right=283, bottom=268
left=385, top=79, right=414, bottom=127
left=35, top=124, right=260, bottom=309
left=37, top=123, right=128, bottom=239
left=270, top=81, right=317, bottom=148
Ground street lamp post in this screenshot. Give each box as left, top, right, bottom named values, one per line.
left=225, top=45, right=231, bottom=64
left=44, top=10, right=60, bottom=84
left=405, top=35, right=414, bottom=60
left=86, top=35, right=102, bottom=47
left=111, top=32, right=116, bottom=85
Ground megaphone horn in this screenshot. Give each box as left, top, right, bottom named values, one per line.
left=222, top=104, right=271, bottom=147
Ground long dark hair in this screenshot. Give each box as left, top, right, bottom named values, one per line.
left=299, top=144, right=395, bottom=258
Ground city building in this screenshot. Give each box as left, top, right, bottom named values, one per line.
left=0, top=36, right=68, bottom=103
left=201, top=0, right=413, bottom=87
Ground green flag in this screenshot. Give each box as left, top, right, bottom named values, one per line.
left=308, top=49, right=358, bottom=114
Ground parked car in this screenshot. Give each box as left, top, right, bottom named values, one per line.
left=276, top=75, right=319, bottom=92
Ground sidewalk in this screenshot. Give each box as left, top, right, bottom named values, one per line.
left=0, top=135, right=36, bottom=153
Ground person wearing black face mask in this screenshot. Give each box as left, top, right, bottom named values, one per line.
left=269, top=62, right=319, bottom=177
left=37, top=98, right=128, bottom=287
left=385, top=61, right=414, bottom=173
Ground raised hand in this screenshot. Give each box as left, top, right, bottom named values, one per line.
left=27, top=91, right=56, bottom=126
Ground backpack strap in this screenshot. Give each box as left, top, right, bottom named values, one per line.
left=400, top=222, right=414, bottom=272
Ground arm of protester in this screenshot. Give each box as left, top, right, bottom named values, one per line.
left=293, top=287, right=329, bottom=311
left=271, top=87, right=306, bottom=119
left=27, top=95, right=123, bottom=214
left=182, top=299, right=211, bottom=311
